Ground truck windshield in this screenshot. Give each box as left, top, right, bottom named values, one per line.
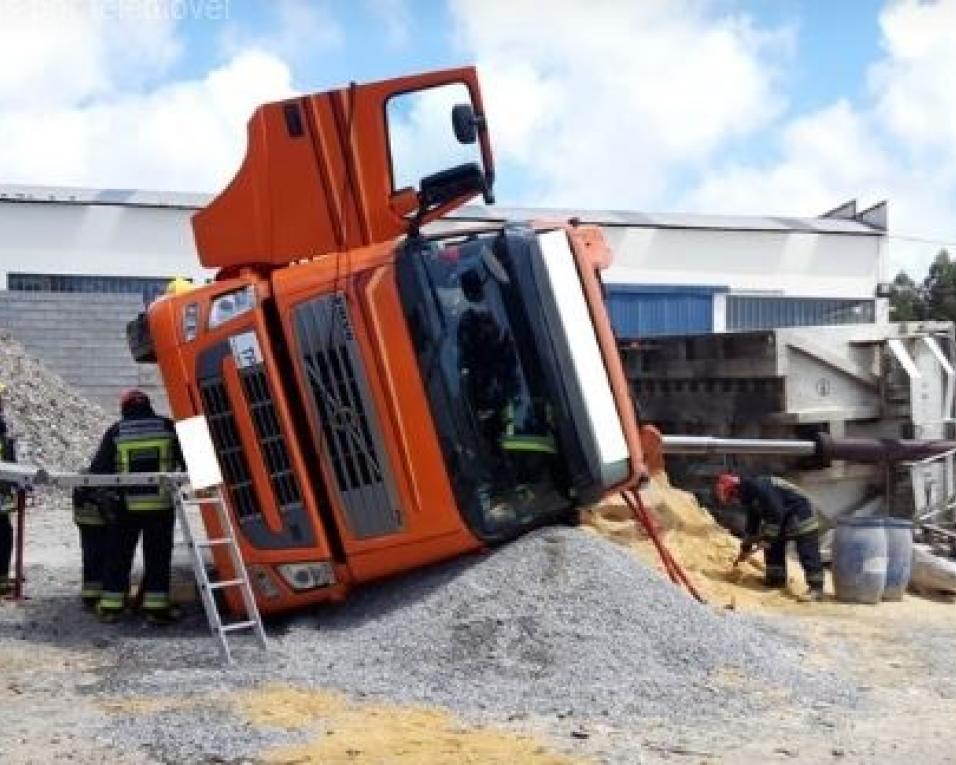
left=396, top=231, right=574, bottom=540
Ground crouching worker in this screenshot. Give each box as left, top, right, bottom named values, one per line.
left=715, top=472, right=825, bottom=601
left=90, top=389, right=184, bottom=624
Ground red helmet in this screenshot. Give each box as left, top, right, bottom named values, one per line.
left=715, top=472, right=741, bottom=504
left=119, top=388, right=150, bottom=411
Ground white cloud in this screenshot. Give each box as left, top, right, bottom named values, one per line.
left=683, top=0, right=956, bottom=277
left=0, top=2, right=296, bottom=192
left=219, top=0, right=343, bottom=68
left=0, top=0, right=181, bottom=108
left=364, top=0, right=411, bottom=48
left=448, top=0, right=792, bottom=207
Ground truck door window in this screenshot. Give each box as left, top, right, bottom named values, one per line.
left=386, top=82, right=480, bottom=193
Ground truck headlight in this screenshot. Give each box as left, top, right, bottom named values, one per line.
left=208, top=285, right=256, bottom=329
left=276, top=561, right=337, bottom=592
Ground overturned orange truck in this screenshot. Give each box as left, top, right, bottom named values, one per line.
left=130, top=67, right=645, bottom=615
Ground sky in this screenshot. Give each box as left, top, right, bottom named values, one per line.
left=1, top=0, right=955, bottom=278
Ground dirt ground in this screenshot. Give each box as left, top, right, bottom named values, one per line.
left=2, top=489, right=956, bottom=764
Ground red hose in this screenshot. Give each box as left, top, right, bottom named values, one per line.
left=621, top=489, right=705, bottom=604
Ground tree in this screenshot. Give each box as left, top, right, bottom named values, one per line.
left=922, top=249, right=956, bottom=322
left=889, top=270, right=925, bottom=321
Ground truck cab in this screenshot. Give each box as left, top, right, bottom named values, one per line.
left=132, top=67, right=644, bottom=614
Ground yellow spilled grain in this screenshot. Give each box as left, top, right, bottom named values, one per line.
left=583, top=472, right=811, bottom=611
left=235, top=684, right=584, bottom=764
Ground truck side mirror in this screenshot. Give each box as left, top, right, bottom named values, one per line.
left=452, top=103, right=484, bottom=144
left=419, top=162, right=492, bottom=210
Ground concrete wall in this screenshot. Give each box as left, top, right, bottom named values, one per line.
left=0, top=291, right=168, bottom=414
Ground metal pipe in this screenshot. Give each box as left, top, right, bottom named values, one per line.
left=817, top=434, right=956, bottom=464
left=0, top=461, right=188, bottom=489
left=661, top=435, right=817, bottom=457
left=661, top=434, right=956, bottom=464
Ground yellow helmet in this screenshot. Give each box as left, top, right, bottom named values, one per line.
left=165, top=277, right=194, bottom=296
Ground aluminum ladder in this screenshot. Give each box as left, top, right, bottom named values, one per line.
left=173, top=484, right=268, bottom=664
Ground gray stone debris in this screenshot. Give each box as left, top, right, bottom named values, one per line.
left=0, top=329, right=113, bottom=470
left=84, top=529, right=857, bottom=763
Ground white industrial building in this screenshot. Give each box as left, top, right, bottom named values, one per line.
left=0, top=183, right=889, bottom=409
left=0, top=185, right=889, bottom=334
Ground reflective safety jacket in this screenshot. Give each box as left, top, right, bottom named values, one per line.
left=90, top=410, right=183, bottom=513
left=741, top=475, right=818, bottom=542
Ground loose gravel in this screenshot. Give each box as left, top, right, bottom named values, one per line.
left=0, top=329, right=113, bottom=470
left=0, top=337, right=860, bottom=763
left=50, top=528, right=855, bottom=763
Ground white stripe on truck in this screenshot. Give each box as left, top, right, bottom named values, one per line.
left=537, top=230, right=629, bottom=474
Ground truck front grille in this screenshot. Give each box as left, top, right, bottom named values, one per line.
left=199, top=378, right=259, bottom=520
left=293, top=293, right=403, bottom=538
left=238, top=364, right=304, bottom=515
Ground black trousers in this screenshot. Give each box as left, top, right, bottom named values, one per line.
left=0, top=512, right=11, bottom=583
left=765, top=530, right=824, bottom=590
left=77, top=524, right=108, bottom=596
left=101, top=509, right=174, bottom=609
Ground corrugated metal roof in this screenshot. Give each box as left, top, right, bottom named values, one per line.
left=447, top=205, right=885, bottom=236
left=0, top=183, right=885, bottom=236
left=0, top=183, right=209, bottom=210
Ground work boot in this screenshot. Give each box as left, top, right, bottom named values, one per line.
left=143, top=604, right=182, bottom=626
left=807, top=588, right=825, bottom=602
left=81, top=595, right=99, bottom=611
left=95, top=603, right=123, bottom=624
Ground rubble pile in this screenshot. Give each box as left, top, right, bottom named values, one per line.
left=0, top=330, right=113, bottom=470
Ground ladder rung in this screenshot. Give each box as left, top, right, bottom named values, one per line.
left=195, top=538, right=232, bottom=547
left=220, top=620, right=257, bottom=633
left=207, top=578, right=244, bottom=590
left=182, top=497, right=223, bottom=506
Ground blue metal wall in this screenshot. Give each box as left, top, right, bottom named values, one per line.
left=605, top=285, right=725, bottom=339
left=726, top=296, right=875, bottom=330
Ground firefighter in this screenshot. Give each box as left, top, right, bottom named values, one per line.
left=71, top=479, right=112, bottom=609
left=90, top=389, right=184, bottom=624
left=457, top=267, right=560, bottom=524
left=0, top=386, right=15, bottom=595
left=714, top=472, right=825, bottom=601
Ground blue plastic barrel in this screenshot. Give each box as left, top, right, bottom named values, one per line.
left=833, top=518, right=888, bottom=604
left=882, top=518, right=914, bottom=601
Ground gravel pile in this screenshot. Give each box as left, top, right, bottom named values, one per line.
left=0, top=329, right=113, bottom=469
left=275, top=528, right=857, bottom=720
left=71, top=529, right=858, bottom=762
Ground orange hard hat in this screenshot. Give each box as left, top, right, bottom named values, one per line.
left=715, top=472, right=741, bottom=504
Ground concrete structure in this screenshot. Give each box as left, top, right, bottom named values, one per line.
left=0, top=183, right=888, bottom=405
left=626, top=322, right=956, bottom=534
